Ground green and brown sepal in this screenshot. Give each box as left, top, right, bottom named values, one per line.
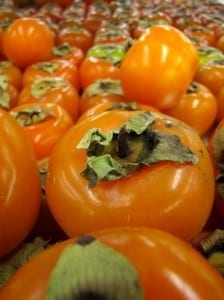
left=77, top=112, right=198, bottom=187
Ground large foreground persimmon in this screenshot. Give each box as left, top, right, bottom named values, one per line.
left=45, top=109, right=214, bottom=241
left=1, top=227, right=224, bottom=299
left=0, top=109, right=41, bottom=259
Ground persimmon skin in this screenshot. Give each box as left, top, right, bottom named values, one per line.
left=10, top=102, right=74, bottom=160
left=163, top=82, right=218, bottom=136
left=45, top=110, right=215, bottom=242
left=18, top=77, right=80, bottom=122
left=0, top=109, right=41, bottom=258
left=79, top=57, right=121, bottom=90
left=3, top=17, right=55, bottom=69
left=120, top=25, right=198, bottom=110
left=78, top=101, right=159, bottom=123
left=0, top=61, right=23, bottom=91
left=195, top=60, right=224, bottom=97
left=22, top=59, right=80, bottom=91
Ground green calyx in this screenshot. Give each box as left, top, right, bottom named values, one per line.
left=13, top=237, right=48, bottom=269
left=138, top=19, right=169, bottom=28
left=0, top=75, right=10, bottom=109
left=0, top=18, right=15, bottom=31
left=10, top=106, right=52, bottom=127
left=45, top=236, right=144, bottom=300
left=0, top=61, right=13, bottom=71
left=85, top=79, right=123, bottom=99
left=189, top=25, right=211, bottom=33
left=68, top=25, right=86, bottom=33
left=186, top=81, right=199, bottom=94
left=31, top=77, right=67, bottom=99
left=204, top=58, right=224, bottom=67
left=96, top=29, right=124, bottom=40
left=0, top=264, right=15, bottom=289
left=200, top=229, right=224, bottom=276
left=107, top=102, right=139, bottom=111
left=0, top=237, right=48, bottom=289
left=34, top=62, right=60, bottom=73
left=77, top=111, right=198, bottom=188
left=211, top=126, right=224, bottom=171
left=208, top=252, right=224, bottom=276
left=213, top=127, right=224, bottom=215
left=86, top=42, right=130, bottom=65
left=52, top=43, right=72, bottom=58
left=110, top=0, right=132, bottom=10
left=216, top=173, right=224, bottom=202
left=197, top=46, right=224, bottom=67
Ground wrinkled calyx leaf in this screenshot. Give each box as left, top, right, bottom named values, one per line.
left=0, top=237, right=48, bottom=289
left=0, top=61, right=13, bottom=71
left=205, top=58, right=224, bottom=67
left=107, top=102, right=139, bottom=111
left=200, top=229, right=224, bottom=276
left=197, top=46, right=224, bottom=66
left=52, top=43, right=72, bottom=57
left=0, top=264, right=15, bottom=289
left=0, top=75, right=10, bottom=109
left=45, top=236, right=144, bottom=300
left=86, top=43, right=127, bottom=65
left=211, top=126, right=224, bottom=171
left=77, top=111, right=198, bottom=188
left=10, top=106, right=53, bottom=127
left=31, top=77, right=67, bottom=99
left=34, top=62, right=60, bottom=73
left=13, top=237, right=48, bottom=269
left=138, top=18, right=169, bottom=29
left=187, top=81, right=199, bottom=94
left=215, top=172, right=224, bottom=202
left=85, top=79, right=123, bottom=99
left=201, top=229, right=224, bottom=256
